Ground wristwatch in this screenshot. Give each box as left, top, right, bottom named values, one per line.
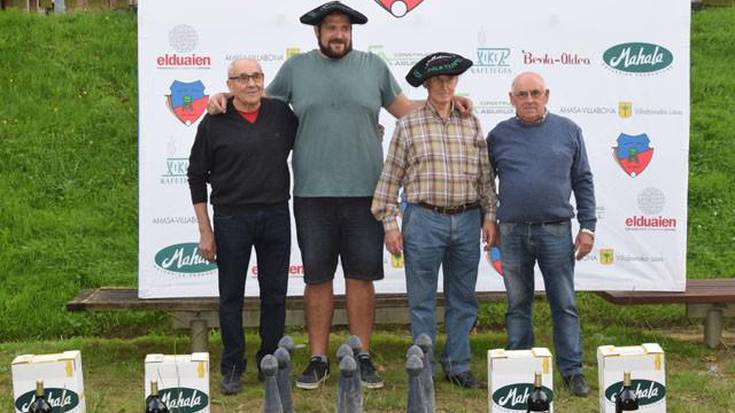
left=580, top=228, right=595, bottom=238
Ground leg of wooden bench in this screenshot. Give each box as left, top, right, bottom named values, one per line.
left=190, top=319, right=209, bottom=353
left=703, top=308, right=723, bottom=349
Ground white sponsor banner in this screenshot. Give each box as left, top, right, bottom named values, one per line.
left=138, top=0, right=689, bottom=298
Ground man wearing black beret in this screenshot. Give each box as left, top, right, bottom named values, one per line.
left=372, top=52, right=497, bottom=389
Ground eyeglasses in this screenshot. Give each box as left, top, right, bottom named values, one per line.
left=228, top=72, right=264, bottom=84
left=513, top=89, right=547, bottom=99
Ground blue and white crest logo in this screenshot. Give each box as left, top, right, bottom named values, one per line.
left=166, top=80, right=209, bottom=126
left=612, top=133, right=654, bottom=177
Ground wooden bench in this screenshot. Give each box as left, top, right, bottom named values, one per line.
left=66, top=288, right=506, bottom=352
left=596, top=278, right=735, bottom=348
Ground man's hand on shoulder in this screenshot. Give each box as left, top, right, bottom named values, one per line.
left=453, top=95, right=474, bottom=117
left=574, top=230, right=594, bottom=260
left=206, top=93, right=231, bottom=115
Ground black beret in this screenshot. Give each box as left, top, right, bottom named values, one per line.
left=406, top=52, right=474, bottom=87
left=300, top=1, right=368, bottom=25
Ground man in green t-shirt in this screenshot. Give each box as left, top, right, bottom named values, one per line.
left=207, top=1, right=472, bottom=390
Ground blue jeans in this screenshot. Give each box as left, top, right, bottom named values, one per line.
left=499, top=221, right=582, bottom=377
left=403, top=204, right=481, bottom=376
left=214, top=203, right=291, bottom=377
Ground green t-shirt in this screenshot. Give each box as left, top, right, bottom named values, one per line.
left=267, top=49, right=402, bottom=197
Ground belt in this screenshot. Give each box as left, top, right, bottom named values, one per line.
left=418, top=202, right=480, bottom=215
left=507, top=219, right=569, bottom=225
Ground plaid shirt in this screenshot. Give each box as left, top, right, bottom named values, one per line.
left=371, top=102, right=497, bottom=232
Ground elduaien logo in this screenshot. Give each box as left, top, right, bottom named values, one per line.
left=612, top=132, right=654, bottom=177
left=492, top=383, right=553, bottom=410
left=156, top=25, right=212, bottom=69
left=374, top=0, right=425, bottom=17
left=154, top=243, right=217, bottom=274
left=15, top=388, right=80, bottom=412
left=605, top=379, right=666, bottom=406
left=603, top=42, right=673, bottom=74
left=158, top=387, right=209, bottom=413
left=166, top=80, right=209, bottom=126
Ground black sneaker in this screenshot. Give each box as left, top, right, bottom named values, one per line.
left=563, top=373, right=590, bottom=397
left=357, top=353, right=384, bottom=389
left=220, top=373, right=242, bottom=395
left=296, top=356, right=329, bottom=390
left=446, top=371, right=483, bottom=389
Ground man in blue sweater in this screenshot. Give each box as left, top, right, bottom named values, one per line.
left=486, top=72, right=596, bottom=397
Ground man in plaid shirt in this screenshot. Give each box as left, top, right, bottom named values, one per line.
left=371, top=52, right=497, bottom=389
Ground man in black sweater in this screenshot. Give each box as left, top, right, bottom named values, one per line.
left=187, top=58, right=298, bottom=395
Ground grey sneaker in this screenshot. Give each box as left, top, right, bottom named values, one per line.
left=357, top=354, right=384, bottom=389
left=296, top=356, right=329, bottom=390
left=563, top=373, right=590, bottom=397
left=220, top=373, right=242, bottom=395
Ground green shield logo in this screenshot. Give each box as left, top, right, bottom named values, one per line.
left=492, top=383, right=554, bottom=410
left=158, top=387, right=209, bottom=413
left=605, top=379, right=666, bottom=406
left=154, top=243, right=217, bottom=274
left=603, top=42, right=673, bottom=73
left=15, top=388, right=80, bottom=412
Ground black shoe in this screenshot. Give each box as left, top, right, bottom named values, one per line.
left=445, top=371, right=483, bottom=389
left=357, top=353, right=384, bottom=389
left=563, top=373, right=590, bottom=397
left=296, top=356, right=329, bottom=390
left=257, top=367, right=265, bottom=383
left=220, top=373, right=242, bottom=395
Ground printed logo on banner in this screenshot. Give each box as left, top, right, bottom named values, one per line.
left=369, top=45, right=428, bottom=67
left=618, top=101, right=633, bottom=119
left=225, top=52, right=284, bottom=63
left=604, top=380, right=666, bottom=407
left=521, top=50, right=591, bottom=66
left=152, top=216, right=197, bottom=225
left=484, top=246, right=503, bottom=275
left=161, top=157, right=189, bottom=185
left=158, top=387, right=209, bottom=412
left=625, top=187, right=677, bottom=231
left=166, top=80, right=209, bottom=126
left=559, top=106, right=616, bottom=116
left=16, top=388, right=80, bottom=412
left=154, top=243, right=217, bottom=275
left=492, top=383, right=554, bottom=411
left=612, top=133, right=654, bottom=177
left=602, top=42, right=673, bottom=75
left=475, top=100, right=514, bottom=116
left=471, top=48, right=513, bottom=75
left=374, top=0, right=425, bottom=17
left=286, top=48, right=301, bottom=59
left=156, top=25, right=212, bottom=69
left=600, top=248, right=614, bottom=265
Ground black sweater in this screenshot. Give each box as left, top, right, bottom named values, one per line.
left=187, top=98, right=297, bottom=207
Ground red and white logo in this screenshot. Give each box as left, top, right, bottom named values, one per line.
left=374, top=0, right=425, bottom=18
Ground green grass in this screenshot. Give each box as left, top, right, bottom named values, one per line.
left=0, top=328, right=733, bottom=412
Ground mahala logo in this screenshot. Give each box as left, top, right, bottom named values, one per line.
left=492, top=383, right=554, bottom=410
left=155, top=243, right=217, bottom=274
left=158, top=387, right=209, bottom=413
left=15, top=388, right=80, bottom=412
left=374, top=0, right=425, bottom=18
left=605, top=379, right=666, bottom=406
left=612, top=133, right=654, bottom=177
left=603, top=42, right=673, bottom=74
left=166, top=80, right=209, bottom=126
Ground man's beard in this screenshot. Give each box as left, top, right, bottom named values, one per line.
left=319, top=40, right=352, bottom=59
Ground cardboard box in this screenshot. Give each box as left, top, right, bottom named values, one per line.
left=144, top=352, right=210, bottom=413
left=597, top=343, right=666, bottom=412
left=488, top=347, right=554, bottom=412
left=11, top=350, right=86, bottom=413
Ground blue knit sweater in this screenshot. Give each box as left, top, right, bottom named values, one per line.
left=486, top=113, right=596, bottom=231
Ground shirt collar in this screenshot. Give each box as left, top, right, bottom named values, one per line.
left=516, top=108, right=548, bottom=125
left=425, top=99, right=457, bottom=120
